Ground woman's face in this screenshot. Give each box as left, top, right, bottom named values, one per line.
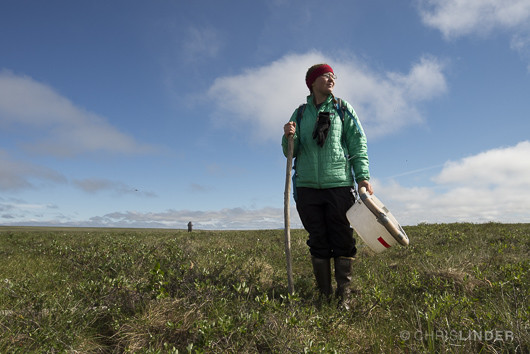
left=312, top=72, right=336, bottom=96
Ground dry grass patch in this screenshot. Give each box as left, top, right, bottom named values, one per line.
left=116, top=298, right=203, bottom=351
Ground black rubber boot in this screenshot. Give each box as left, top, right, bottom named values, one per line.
left=334, top=256, right=354, bottom=310
left=311, top=256, right=332, bottom=299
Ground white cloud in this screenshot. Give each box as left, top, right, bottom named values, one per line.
left=375, top=141, right=530, bottom=224
left=207, top=51, right=447, bottom=141
left=418, top=0, right=530, bottom=70
left=434, top=141, right=530, bottom=187
left=418, top=0, right=530, bottom=39
left=0, top=70, right=156, bottom=157
left=335, top=55, right=447, bottom=138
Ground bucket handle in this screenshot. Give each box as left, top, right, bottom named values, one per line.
left=358, top=187, right=409, bottom=246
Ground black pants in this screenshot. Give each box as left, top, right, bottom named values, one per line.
left=296, top=187, right=356, bottom=259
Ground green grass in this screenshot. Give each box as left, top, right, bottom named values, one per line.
left=0, top=223, right=528, bottom=353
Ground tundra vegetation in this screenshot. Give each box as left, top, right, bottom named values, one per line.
left=0, top=223, right=528, bottom=353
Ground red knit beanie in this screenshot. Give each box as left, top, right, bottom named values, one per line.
left=305, top=64, right=334, bottom=90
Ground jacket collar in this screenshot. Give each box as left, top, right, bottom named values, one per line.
left=306, top=94, right=333, bottom=108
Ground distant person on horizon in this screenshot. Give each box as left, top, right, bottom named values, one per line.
left=187, top=221, right=193, bottom=233
left=282, top=63, right=373, bottom=308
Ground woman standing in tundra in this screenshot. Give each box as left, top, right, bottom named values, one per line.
left=282, top=63, right=373, bottom=308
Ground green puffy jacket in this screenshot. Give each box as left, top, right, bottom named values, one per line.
left=282, top=94, right=370, bottom=189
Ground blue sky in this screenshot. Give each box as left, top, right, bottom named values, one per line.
left=1, top=0, right=530, bottom=229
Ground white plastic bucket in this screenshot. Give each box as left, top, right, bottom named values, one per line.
left=346, top=189, right=409, bottom=253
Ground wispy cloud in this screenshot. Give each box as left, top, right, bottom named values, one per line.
left=189, top=183, right=212, bottom=193
left=0, top=149, right=66, bottom=191
left=0, top=204, right=302, bottom=230
left=207, top=51, right=447, bottom=141
left=0, top=197, right=61, bottom=222
left=0, top=70, right=157, bottom=157
left=181, top=26, right=224, bottom=62
left=85, top=207, right=301, bottom=230
left=73, top=178, right=157, bottom=197
left=4, top=142, right=529, bottom=228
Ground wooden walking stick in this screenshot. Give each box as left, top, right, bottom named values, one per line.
left=284, top=135, right=295, bottom=295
